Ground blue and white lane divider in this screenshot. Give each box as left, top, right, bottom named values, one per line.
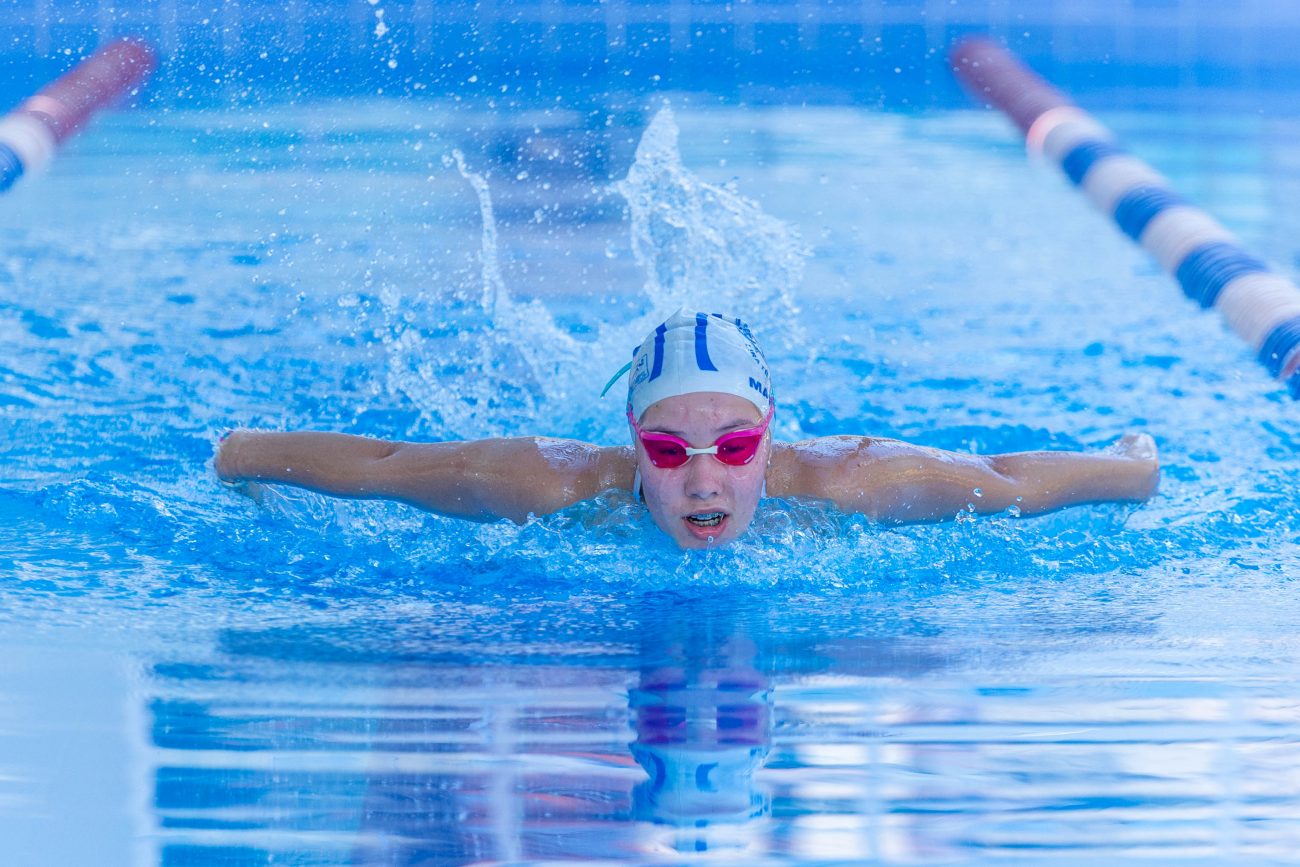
left=0, top=38, right=157, bottom=194
left=1031, top=106, right=1300, bottom=394
left=0, top=112, right=56, bottom=192
left=952, top=38, right=1300, bottom=398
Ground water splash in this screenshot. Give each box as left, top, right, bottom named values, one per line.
left=380, top=151, right=583, bottom=437
left=382, top=107, right=811, bottom=440
left=613, top=106, right=809, bottom=354
left=449, top=149, right=504, bottom=318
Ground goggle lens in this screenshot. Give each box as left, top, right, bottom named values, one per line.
left=629, top=405, right=773, bottom=469
left=641, top=437, right=690, bottom=468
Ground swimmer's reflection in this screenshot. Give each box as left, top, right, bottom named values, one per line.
left=629, top=616, right=771, bottom=852
left=143, top=598, right=777, bottom=863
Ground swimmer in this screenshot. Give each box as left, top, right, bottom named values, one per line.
left=214, top=310, right=1159, bottom=548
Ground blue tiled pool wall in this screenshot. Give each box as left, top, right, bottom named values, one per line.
left=4, top=0, right=1300, bottom=108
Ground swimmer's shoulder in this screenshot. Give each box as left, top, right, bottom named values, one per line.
left=522, top=438, right=634, bottom=497
left=594, top=443, right=636, bottom=493
left=767, top=435, right=913, bottom=501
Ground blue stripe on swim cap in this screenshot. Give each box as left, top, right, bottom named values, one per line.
left=694, top=313, right=718, bottom=372
left=648, top=323, right=666, bottom=382
left=1061, top=139, right=1124, bottom=186
left=1113, top=185, right=1184, bottom=241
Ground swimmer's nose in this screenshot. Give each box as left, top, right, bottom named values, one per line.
left=683, top=453, right=724, bottom=499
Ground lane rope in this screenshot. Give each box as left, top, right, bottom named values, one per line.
left=951, top=37, right=1300, bottom=398
left=0, top=39, right=157, bottom=193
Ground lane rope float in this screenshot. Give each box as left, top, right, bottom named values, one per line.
left=0, top=38, right=157, bottom=193
left=951, top=37, right=1300, bottom=398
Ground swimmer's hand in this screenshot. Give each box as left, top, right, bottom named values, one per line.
left=214, top=431, right=267, bottom=504
left=218, top=477, right=268, bottom=505
left=1105, top=432, right=1160, bottom=500
left=1106, top=431, right=1157, bottom=463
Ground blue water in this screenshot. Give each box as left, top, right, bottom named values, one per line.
left=4, top=93, right=1300, bottom=864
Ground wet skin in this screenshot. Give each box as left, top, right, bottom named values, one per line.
left=633, top=392, right=770, bottom=549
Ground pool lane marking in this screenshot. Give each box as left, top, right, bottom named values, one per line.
left=951, top=37, right=1300, bottom=397
left=0, top=39, right=156, bottom=194
left=0, top=115, right=55, bottom=191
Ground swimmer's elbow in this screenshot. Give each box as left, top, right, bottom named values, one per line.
left=375, top=439, right=591, bottom=522
left=348, top=441, right=411, bottom=492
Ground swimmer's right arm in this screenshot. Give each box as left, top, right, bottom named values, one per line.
left=215, top=430, right=635, bottom=523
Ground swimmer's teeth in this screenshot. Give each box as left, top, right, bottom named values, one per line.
left=687, top=512, right=724, bottom=527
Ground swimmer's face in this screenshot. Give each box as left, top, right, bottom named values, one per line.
left=632, top=392, right=770, bottom=549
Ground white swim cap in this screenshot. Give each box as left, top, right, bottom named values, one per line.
left=609, top=310, right=772, bottom=420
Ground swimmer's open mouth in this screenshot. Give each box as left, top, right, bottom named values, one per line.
left=685, top=511, right=726, bottom=528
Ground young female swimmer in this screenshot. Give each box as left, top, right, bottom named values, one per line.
left=214, top=311, right=1160, bottom=549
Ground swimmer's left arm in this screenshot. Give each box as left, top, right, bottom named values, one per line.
left=772, top=433, right=1159, bottom=523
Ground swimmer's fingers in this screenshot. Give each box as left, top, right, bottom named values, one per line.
left=1106, top=433, right=1160, bottom=501
left=1106, top=432, right=1158, bottom=465
left=219, top=478, right=268, bottom=506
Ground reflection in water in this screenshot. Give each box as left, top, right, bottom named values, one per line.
left=136, top=590, right=1290, bottom=864
left=146, top=656, right=638, bottom=864
left=629, top=615, right=771, bottom=854
left=142, top=595, right=776, bottom=865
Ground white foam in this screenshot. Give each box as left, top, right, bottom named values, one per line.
left=536, top=437, right=600, bottom=470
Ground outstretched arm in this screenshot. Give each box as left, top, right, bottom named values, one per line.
left=773, top=433, right=1159, bottom=523
left=215, top=430, right=634, bottom=523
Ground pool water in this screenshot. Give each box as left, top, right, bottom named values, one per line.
left=4, top=94, right=1300, bottom=864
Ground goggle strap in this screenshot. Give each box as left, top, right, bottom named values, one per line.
left=600, top=360, right=634, bottom=398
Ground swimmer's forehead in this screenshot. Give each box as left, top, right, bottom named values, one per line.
left=638, top=392, right=763, bottom=433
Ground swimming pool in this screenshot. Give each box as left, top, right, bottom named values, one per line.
left=5, top=55, right=1300, bottom=865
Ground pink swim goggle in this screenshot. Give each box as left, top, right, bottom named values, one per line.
left=628, top=403, right=774, bottom=469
